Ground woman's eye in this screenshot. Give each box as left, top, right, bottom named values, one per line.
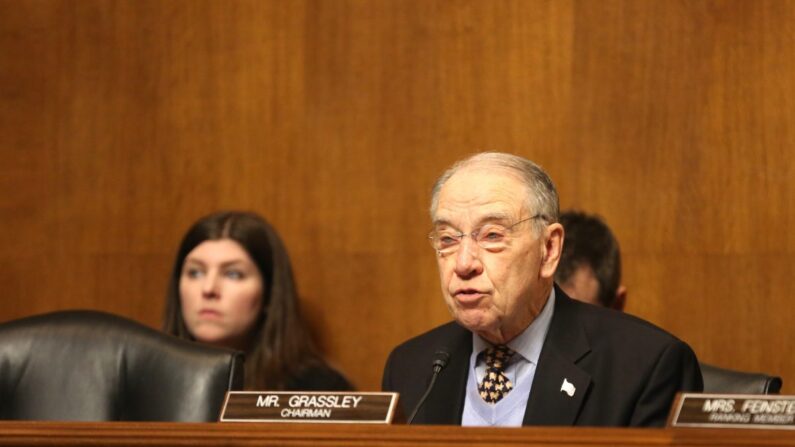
left=184, top=268, right=204, bottom=278
left=225, top=270, right=244, bottom=280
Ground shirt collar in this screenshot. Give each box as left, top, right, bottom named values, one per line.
left=472, top=287, right=556, bottom=366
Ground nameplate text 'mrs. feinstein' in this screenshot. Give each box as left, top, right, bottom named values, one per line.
left=669, top=393, right=795, bottom=429
left=219, top=391, right=399, bottom=424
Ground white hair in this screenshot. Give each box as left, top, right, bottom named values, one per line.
left=429, top=152, right=559, bottom=229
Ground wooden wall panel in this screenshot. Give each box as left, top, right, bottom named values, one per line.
left=564, top=0, right=795, bottom=388
left=0, top=0, right=792, bottom=391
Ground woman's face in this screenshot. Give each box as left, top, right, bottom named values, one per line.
left=179, top=238, right=264, bottom=350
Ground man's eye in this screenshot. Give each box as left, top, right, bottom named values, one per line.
left=480, top=229, right=506, bottom=242
left=437, top=233, right=460, bottom=247
left=439, top=236, right=457, bottom=245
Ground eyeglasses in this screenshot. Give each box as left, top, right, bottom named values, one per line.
left=428, top=214, right=548, bottom=255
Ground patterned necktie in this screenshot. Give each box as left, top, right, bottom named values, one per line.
left=478, top=345, right=515, bottom=404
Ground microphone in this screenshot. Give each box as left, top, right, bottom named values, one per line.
left=406, top=350, right=450, bottom=424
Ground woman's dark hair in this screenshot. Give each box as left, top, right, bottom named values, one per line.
left=163, top=211, right=323, bottom=390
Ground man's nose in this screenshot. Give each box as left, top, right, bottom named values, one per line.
left=201, top=272, right=220, bottom=299
left=453, top=237, right=483, bottom=278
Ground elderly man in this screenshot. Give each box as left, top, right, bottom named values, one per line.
left=382, top=152, right=701, bottom=427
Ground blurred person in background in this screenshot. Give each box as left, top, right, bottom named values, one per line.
left=554, top=211, right=626, bottom=311
left=163, top=211, right=352, bottom=391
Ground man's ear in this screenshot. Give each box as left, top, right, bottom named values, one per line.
left=613, top=285, right=627, bottom=311
left=540, top=222, right=564, bottom=279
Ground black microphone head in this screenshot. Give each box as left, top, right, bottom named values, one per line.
left=432, top=350, right=450, bottom=371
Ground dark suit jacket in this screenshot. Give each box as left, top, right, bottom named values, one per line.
left=382, top=287, right=702, bottom=426
left=287, top=365, right=354, bottom=391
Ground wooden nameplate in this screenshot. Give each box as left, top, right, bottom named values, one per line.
left=669, top=393, right=795, bottom=429
left=219, top=391, right=399, bottom=424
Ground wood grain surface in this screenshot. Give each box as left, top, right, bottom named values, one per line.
left=1, top=421, right=795, bottom=447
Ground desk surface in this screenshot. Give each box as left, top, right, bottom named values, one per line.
left=0, top=421, right=794, bottom=447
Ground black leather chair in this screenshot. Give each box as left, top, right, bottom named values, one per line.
left=0, top=310, right=243, bottom=421
left=700, top=362, right=783, bottom=394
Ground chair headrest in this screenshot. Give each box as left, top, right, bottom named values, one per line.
left=0, top=310, right=243, bottom=421
left=700, top=363, right=783, bottom=395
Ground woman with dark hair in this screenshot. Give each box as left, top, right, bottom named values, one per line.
left=163, top=211, right=352, bottom=391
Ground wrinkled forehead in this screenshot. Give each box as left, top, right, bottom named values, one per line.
left=433, top=166, right=530, bottom=227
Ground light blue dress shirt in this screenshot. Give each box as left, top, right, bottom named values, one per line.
left=461, top=288, right=556, bottom=427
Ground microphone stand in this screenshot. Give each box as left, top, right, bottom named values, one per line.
left=406, top=351, right=450, bottom=424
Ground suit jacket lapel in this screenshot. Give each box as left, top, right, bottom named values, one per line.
left=523, top=289, right=592, bottom=426
left=419, top=324, right=472, bottom=424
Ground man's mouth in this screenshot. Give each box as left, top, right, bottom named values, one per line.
left=453, top=289, right=488, bottom=304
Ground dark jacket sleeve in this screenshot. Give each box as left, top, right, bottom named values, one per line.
left=287, top=365, right=355, bottom=392
left=381, top=349, right=395, bottom=391
left=629, top=339, right=703, bottom=426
